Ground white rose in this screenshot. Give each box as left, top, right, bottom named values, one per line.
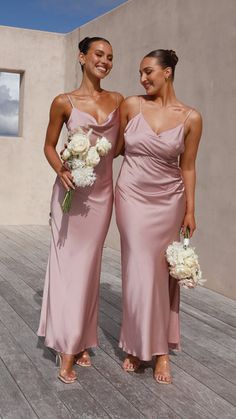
left=96, top=136, right=112, bottom=156
left=61, top=148, right=71, bottom=161
left=68, top=132, right=90, bottom=157
left=86, top=147, right=101, bottom=167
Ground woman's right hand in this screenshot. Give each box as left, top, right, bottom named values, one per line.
left=58, top=165, right=75, bottom=191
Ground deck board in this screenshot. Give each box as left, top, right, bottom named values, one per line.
left=0, top=226, right=235, bottom=419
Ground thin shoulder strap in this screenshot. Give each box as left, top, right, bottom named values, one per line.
left=184, top=109, right=193, bottom=124
left=67, top=95, right=74, bottom=108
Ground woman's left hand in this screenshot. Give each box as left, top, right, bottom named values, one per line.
left=182, top=213, right=196, bottom=238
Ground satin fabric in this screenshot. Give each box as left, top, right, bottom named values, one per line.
left=38, top=105, right=119, bottom=354
left=115, top=111, right=186, bottom=361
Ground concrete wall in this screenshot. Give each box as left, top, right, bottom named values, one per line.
left=0, top=26, right=65, bottom=224
left=1, top=0, right=236, bottom=299
left=75, top=0, right=236, bottom=299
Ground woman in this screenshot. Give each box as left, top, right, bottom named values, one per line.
left=115, top=49, right=202, bottom=384
left=38, top=36, right=123, bottom=383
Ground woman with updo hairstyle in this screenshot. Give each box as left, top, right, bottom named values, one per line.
left=115, top=49, right=202, bottom=384
left=38, top=36, right=123, bottom=383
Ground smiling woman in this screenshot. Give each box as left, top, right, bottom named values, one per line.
left=0, top=71, right=21, bottom=137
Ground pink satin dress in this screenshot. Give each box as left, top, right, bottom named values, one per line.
left=115, top=100, right=191, bottom=361
left=38, top=96, right=119, bottom=354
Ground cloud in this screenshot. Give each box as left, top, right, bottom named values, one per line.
left=0, top=73, right=19, bottom=136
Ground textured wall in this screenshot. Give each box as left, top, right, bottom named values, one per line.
left=0, top=26, right=65, bottom=224
left=74, top=0, right=236, bottom=299
left=1, top=0, right=236, bottom=299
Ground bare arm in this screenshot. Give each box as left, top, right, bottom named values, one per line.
left=114, top=97, right=137, bottom=157
left=44, top=95, right=75, bottom=191
left=180, top=111, right=202, bottom=237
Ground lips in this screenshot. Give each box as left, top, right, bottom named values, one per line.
left=143, top=83, right=151, bottom=89
left=96, top=66, right=107, bottom=73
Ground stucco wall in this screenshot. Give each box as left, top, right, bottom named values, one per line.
left=74, top=0, right=236, bottom=299
left=0, top=26, right=65, bottom=224
left=0, top=0, right=236, bottom=299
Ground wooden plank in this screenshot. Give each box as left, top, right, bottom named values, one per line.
left=181, top=312, right=236, bottom=366
left=0, top=262, right=40, bottom=310
left=0, top=357, right=38, bottom=419
left=181, top=301, right=236, bottom=339
left=58, top=389, right=110, bottom=419
left=0, top=231, right=46, bottom=272
left=0, top=319, right=71, bottom=418
left=181, top=291, right=236, bottom=327
left=92, top=343, right=180, bottom=418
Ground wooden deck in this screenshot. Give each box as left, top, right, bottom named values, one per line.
left=0, top=225, right=235, bottom=419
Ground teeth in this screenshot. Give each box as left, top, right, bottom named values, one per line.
left=97, top=67, right=106, bottom=72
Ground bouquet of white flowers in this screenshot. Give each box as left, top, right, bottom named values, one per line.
left=166, top=229, right=206, bottom=289
left=61, top=127, right=112, bottom=212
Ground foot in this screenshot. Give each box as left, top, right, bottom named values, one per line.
left=154, top=354, right=172, bottom=384
left=123, top=354, right=141, bottom=372
left=75, top=350, right=91, bottom=367
left=57, top=353, right=77, bottom=384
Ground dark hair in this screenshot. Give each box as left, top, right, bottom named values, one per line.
left=78, top=36, right=111, bottom=54
left=144, top=49, right=179, bottom=80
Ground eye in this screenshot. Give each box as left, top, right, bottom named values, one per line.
left=146, top=69, right=152, bottom=75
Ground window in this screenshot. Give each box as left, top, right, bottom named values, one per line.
left=0, top=71, right=22, bottom=137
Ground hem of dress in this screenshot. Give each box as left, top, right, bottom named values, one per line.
left=119, top=342, right=180, bottom=361
left=38, top=334, right=98, bottom=355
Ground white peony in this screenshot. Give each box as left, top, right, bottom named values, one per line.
left=86, top=146, right=100, bottom=167
left=166, top=240, right=205, bottom=289
left=61, top=148, right=71, bottom=161
left=72, top=166, right=96, bottom=187
left=96, top=136, right=112, bottom=156
left=67, top=132, right=90, bottom=157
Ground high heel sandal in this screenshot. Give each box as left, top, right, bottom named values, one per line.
left=154, top=355, right=172, bottom=385
left=75, top=350, right=92, bottom=367
left=56, top=353, right=77, bottom=384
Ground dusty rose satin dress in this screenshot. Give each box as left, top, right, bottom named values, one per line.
left=115, top=102, right=191, bottom=361
left=38, top=98, right=119, bottom=354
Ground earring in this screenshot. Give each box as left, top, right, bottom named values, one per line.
left=165, top=77, right=169, bottom=81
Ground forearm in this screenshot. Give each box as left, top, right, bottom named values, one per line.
left=44, top=144, right=63, bottom=175
left=181, top=168, right=196, bottom=215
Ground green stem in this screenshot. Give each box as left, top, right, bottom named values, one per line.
left=61, top=190, right=74, bottom=213
left=184, top=226, right=190, bottom=239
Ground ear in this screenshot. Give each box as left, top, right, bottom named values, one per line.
left=79, top=52, right=85, bottom=66
left=164, top=67, right=172, bottom=80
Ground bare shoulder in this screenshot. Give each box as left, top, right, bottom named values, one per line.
left=120, top=95, right=140, bottom=111
left=51, top=93, right=70, bottom=111
left=189, top=108, right=202, bottom=123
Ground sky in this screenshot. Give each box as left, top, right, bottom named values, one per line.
left=0, top=0, right=128, bottom=136
left=0, top=0, right=128, bottom=33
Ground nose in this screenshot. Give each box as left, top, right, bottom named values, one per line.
left=140, top=73, right=147, bottom=83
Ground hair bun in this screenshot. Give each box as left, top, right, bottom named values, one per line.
left=78, top=37, right=90, bottom=52
left=169, top=50, right=178, bottom=66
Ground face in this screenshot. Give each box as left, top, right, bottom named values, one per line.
left=80, top=41, right=113, bottom=79
left=139, top=57, right=171, bottom=95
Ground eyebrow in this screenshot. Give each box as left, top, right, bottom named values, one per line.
left=94, top=49, right=113, bottom=57
left=139, top=66, right=153, bottom=75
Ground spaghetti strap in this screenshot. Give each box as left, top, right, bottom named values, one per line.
left=67, top=95, right=74, bottom=108
left=184, top=109, right=193, bottom=123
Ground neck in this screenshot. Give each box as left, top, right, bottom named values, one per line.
left=150, top=82, right=177, bottom=107
left=79, top=72, right=103, bottom=96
